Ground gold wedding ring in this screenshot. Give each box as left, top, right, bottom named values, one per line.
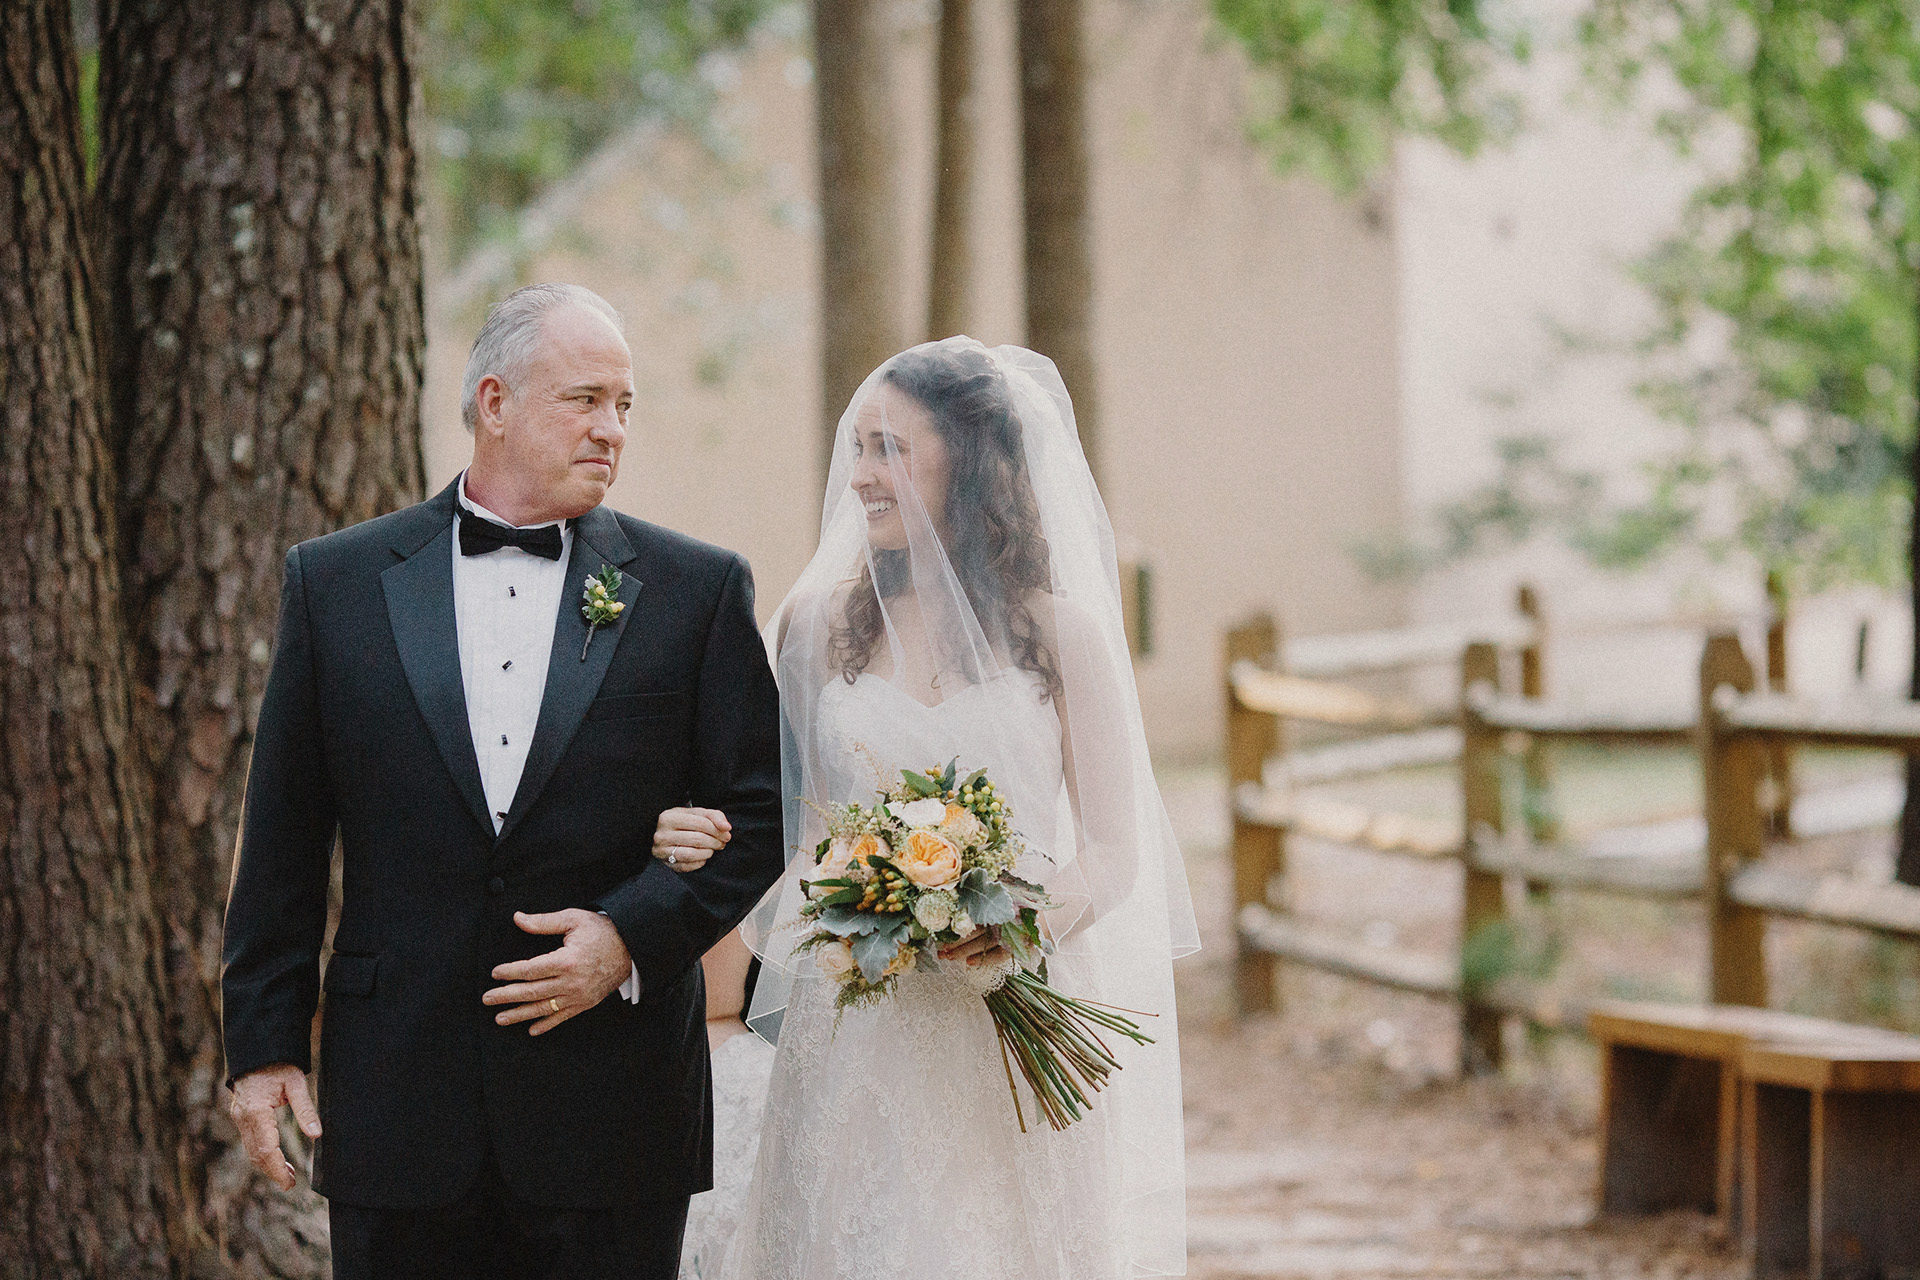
left=548, top=998, right=559, bottom=1014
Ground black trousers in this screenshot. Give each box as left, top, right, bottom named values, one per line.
left=328, top=1153, right=690, bottom=1280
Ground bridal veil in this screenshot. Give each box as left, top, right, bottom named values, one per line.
left=744, top=337, right=1198, bottom=1277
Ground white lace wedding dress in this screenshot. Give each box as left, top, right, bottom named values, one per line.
left=679, top=1029, right=777, bottom=1279
left=721, top=671, right=1120, bottom=1280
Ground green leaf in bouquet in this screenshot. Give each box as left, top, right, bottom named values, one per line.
left=999, top=872, right=1056, bottom=911
left=814, top=883, right=864, bottom=908
left=851, top=917, right=911, bottom=983
left=1001, top=915, right=1044, bottom=970
left=939, top=758, right=958, bottom=791
left=900, top=769, right=942, bottom=798
left=816, top=905, right=883, bottom=937
left=961, top=767, right=987, bottom=793
left=957, top=870, right=1018, bottom=927
left=814, top=837, right=832, bottom=860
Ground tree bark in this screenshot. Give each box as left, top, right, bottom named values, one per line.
left=928, top=0, right=976, bottom=341
left=814, top=0, right=901, bottom=460
left=1017, top=0, right=1098, bottom=479
left=0, top=3, right=184, bottom=1274
left=94, top=2, right=427, bottom=1271
left=1900, top=257, right=1920, bottom=888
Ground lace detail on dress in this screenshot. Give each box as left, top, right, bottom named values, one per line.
left=723, top=960, right=1117, bottom=1280
left=680, top=1032, right=777, bottom=1279
left=722, top=673, right=1118, bottom=1280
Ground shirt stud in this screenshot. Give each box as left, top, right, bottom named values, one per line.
left=502, top=659, right=512, bottom=670
left=508, top=586, right=516, bottom=597
left=501, top=734, right=509, bottom=745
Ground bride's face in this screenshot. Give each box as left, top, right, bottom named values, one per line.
left=849, top=386, right=952, bottom=553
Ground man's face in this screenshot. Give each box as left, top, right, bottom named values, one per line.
left=477, top=305, right=633, bottom=522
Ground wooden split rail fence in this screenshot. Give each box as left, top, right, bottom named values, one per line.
left=1227, top=599, right=1920, bottom=1074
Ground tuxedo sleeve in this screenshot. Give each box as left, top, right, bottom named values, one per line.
left=221, top=543, right=338, bottom=1081
left=594, top=554, right=784, bottom=998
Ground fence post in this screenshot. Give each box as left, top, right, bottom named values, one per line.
left=1459, top=640, right=1506, bottom=1073
left=1517, top=584, right=1558, bottom=844
left=1700, top=630, right=1767, bottom=1007
left=1763, top=571, right=1794, bottom=839
left=1228, top=614, right=1283, bottom=1016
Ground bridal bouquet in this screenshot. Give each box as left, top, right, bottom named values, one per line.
left=795, top=759, right=1153, bottom=1131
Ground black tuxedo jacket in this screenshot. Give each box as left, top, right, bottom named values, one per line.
left=220, top=480, right=784, bottom=1209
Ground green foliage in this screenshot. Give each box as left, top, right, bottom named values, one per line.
left=420, top=0, right=775, bottom=258
left=1213, top=0, right=1528, bottom=191
left=1459, top=913, right=1563, bottom=1000
left=1585, top=0, right=1920, bottom=591
left=1374, top=2, right=1920, bottom=593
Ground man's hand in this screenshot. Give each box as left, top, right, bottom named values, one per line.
left=484, top=909, right=633, bottom=1035
left=230, top=1063, right=321, bottom=1191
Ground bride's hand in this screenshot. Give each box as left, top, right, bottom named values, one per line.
left=652, top=807, right=731, bottom=872
left=938, top=925, right=1011, bottom=968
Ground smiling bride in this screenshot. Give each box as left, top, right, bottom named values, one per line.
left=656, top=338, right=1198, bottom=1280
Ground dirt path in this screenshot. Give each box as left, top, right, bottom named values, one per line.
left=1179, top=1017, right=1738, bottom=1279
left=1165, top=766, right=1747, bottom=1280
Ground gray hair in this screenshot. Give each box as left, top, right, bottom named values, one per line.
left=460, top=283, right=624, bottom=431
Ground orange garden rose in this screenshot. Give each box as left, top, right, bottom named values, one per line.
left=894, top=828, right=964, bottom=888
left=939, top=802, right=984, bottom=847
left=815, top=831, right=890, bottom=889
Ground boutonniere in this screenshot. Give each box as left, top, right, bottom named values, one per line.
left=580, top=565, right=624, bottom=660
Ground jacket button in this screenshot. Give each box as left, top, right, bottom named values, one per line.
left=487, top=877, right=506, bottom=895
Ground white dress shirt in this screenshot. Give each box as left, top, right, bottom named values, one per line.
left=452, top=473, right=640, bottom=1002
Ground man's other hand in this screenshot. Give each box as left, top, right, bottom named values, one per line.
left=230, top=1063, right=321, bottom=1190
left=483, top=909, right=633, bottom=1035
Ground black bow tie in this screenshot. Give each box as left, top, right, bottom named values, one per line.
left=458, top=507, right=565, bottom=560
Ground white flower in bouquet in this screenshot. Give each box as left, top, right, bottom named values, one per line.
left=815, top=940, right=856, bottom=979
left=950, top=911, right=975, bottom=939
left=912, top=889, right=958, bottom=932
left=816, top=836, right=856, bottom=880
left=889, top=796, right=949, bottom=828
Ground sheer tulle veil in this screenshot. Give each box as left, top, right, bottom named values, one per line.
left=742, top=337, right=1198, bottom=1276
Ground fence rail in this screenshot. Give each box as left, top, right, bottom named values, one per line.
left=1227, top=593, right=1920, bottom=1074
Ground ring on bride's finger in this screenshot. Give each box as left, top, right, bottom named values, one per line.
left=548, top=998, right=560, bottom=1014
left=667, top=850, right=678, bottom=865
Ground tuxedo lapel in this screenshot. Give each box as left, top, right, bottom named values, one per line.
left=381, top=482, right=494, bottom=839
left=497, top=504, right=642, bottom=843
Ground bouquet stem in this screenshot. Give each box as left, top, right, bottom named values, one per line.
left=983, top=969, right=1155, bottom=1132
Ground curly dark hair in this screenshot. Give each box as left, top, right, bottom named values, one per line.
left=830, top=346, right=1061, bottom=701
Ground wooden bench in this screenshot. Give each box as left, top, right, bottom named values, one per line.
left=1739, top=1041, right=1920, bottom=1279
left=1588, top=1001, right=1917, bottom=1231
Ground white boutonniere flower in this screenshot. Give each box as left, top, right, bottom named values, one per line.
left=580, top=565, right=624, bottom=660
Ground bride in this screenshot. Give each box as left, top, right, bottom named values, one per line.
left=656, top=338, right=1197, bottom=1279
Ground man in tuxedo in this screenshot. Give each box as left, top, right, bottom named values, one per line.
left=221, top=282, right=783, bottom=1279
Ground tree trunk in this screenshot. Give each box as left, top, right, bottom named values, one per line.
left=0, top=3, right=185, bottom=1274
left=814, top=0, right=901, bottom=459
left=1017, top=0, right=1098, bottom=479
left=94, top=1, right=427, bottom=1271
left=928, top=0, right=976, bottom=341
left=1901, top=259, right=1920, bottom=888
